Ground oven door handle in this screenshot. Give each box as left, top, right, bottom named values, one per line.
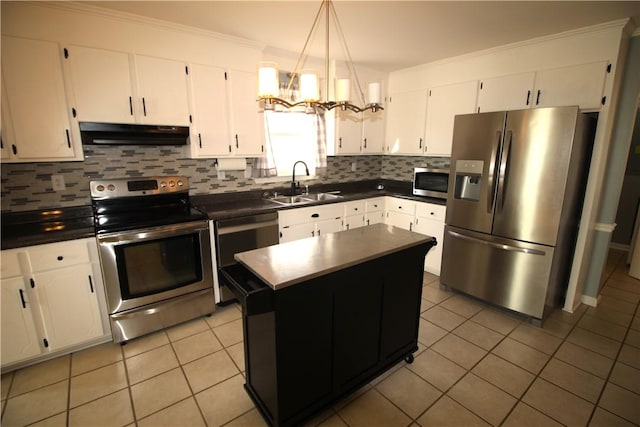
left=97, top=221, right=208, bottom=245
left=217, top=219, right=279, bottom=235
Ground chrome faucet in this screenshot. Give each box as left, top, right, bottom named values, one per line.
left=291, top=160, right=310, bottom=195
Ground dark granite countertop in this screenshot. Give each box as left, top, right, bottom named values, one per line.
left=1, top=180, right=446, bottom=250
left=191, top=179, right=445, bottom=221
left=1, top=206, right=95, bottom=250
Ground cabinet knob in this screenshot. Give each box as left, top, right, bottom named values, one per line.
left=57, top=256, right=64, bottom=261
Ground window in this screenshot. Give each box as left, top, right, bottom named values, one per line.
left=265, top=110, right=318, bottom=176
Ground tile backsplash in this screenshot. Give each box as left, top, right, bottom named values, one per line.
left=1, top=145, right=449, bottom=211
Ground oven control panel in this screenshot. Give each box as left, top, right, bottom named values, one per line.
left=90, top=176, right=189, bottom=198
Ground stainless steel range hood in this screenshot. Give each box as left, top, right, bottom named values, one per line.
left=79, top=122, right=189, bottom=146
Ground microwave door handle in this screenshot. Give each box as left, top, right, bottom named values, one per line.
left=488, top=130, right=502, bottom=214
left=496, top=130, right=512, bottom=213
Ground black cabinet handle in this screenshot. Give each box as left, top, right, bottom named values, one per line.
left=311, top=213, right=320, bottom=218
left=198, top=133, right=202, bottom=148
left=419, top=138, right=423, bottom=149
left=88, top=275, right=94, bottom=293
left=235, top=134, right=239, bottom=149
left=339, top=137, right=342, bottom=148
left=19, top=289, right=27, bottom=308
left=12, top=144, right=17, bottom=155
left=142, top=97, right=147, bottom=116
left=129, top=96, right=133, bottom=116
left=57, top=256, right=64, bottom=261
left=363, top=138, right=367, bottom=148
left=536, top=90, right=541, bottom=105
left=65, top=129, right=71, bottom=148
left=526, top=90, right=531, bottom=106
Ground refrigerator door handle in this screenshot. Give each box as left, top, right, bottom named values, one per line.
left=448, top=230, right=546, bottom=256
left=496, top=130, right=513, bottom=212
left=488, top=130, right=502, bottom=214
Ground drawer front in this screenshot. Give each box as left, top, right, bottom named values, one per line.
left=27, top=240, right=91, bottom=272
left=344, top=200, right=366, bottom=216
left=279, top=203, right=344, bottom=226
left=415, top=203, right=446, bottom=222
left=386, top=197, right=416, bottom=215
left=365, top=198, right=385, bottom=213
left=1, top=250, right=23, bottom=278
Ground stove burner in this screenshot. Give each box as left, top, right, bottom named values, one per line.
left=90, top=176, right=207, bottom=234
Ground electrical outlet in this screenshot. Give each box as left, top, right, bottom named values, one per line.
left=217, top=170, right=226, bottom=180
left=351, top=162, right=357, bottom=172
left=51, top=174, right=65, bottom=191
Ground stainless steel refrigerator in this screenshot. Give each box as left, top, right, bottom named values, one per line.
left=441, top=106, right=595, bottom=324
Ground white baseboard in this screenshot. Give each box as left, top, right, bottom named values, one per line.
left=580, top=294, right=601, bottom=307
left=609, top=242, right=630, bottom=252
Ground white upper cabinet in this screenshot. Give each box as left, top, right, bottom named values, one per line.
left=424, top=80, right=478, bottom=156
left=64, top=45, right=136, bottom=124
left=532, top=61, right=609, bottom=110
left=188, top=63, right=231, bottom=157
left=385, top=90, right=427, bottom=155
left=227, top=69, right=264, bottom=157
left=1, top=36, right=80, bottom=162
left=335, top=110, right=363, bottom=155
left=64, top=45, right=190, bottom=126
left=362, top=108, right=385, bottom=154
left=134, top=55, right=190, bottom=126
left=477, top=72, right=536, bottom=113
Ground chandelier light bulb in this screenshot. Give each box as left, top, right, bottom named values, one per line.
left=336, top=79, right=351, bottom=103
left=300, top=70, right=320, bottom=102
left=367, top=82, right=381, bottom=105
left=258, top=63, right=279, bottom=98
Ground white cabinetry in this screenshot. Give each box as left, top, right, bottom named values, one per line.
left=477, top=62, right=609, bottom=113
left=532, top=61, right=608, bottom=110
left=278, top=203, right=344, bottom=243
left=364, top=198, right=385, bottom=226
left=1, top=238, right=106, bottom=369
left=334, top=109, right=386, bottom=155
left=187, top=63, right=231, bottom=157
left=343, top=200, right=366, bottom=231
left=27, top=240, right=103, bottom=350
left=1, top=36, right=81, bottom=163
left=1, top=250, right=41, bottom=365
left=477, top=72, right=536, bottom=113
left=64, top=45, right=190, bottom=126
left=227, top=69, right=264, bottom=157
left=384, top=197, right=446, bottom=275
left=385, top=90, right=427, bottom=155
left=414, top=203, right=446, bottom=275
left=424, top=80, right=478, bottom=156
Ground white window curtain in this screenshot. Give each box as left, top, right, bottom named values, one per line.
left=253, top=109, right=327, bottom=178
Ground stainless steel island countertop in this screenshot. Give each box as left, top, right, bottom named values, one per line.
left=234, top=223, right=435, bottom=290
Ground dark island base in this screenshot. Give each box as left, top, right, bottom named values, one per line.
left=225, top=242, right=434, bottom=427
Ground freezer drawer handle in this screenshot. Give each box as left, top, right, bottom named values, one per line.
left=447, top=230, right=546, bottom=256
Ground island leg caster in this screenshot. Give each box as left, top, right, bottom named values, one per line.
left=404, top=353, right=414, bottom=364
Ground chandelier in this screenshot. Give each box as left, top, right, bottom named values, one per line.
left=257, top=0, right=383, bottom=114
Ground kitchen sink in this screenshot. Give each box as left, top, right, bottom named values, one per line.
left=268, top=192, right=343, bottom=206
left=302, top=192, right=343, bottom=201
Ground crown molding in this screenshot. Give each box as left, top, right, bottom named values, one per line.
left=26, top=1, right=266, bottom=50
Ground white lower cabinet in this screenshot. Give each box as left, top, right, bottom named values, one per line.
left=278, top=204, right=344, bottom=243
left=1, top=238, right=107, bottom=369
left=343, top=200, right=366, bottom=231
left=414, top=203, right=446, bottom=275
left=1, top=275, right=41, bottom=365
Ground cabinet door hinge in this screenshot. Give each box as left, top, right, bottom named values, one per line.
left=30, top=278, right=35, bottom=288
left=602, top=96, right=607, bottom=106
left=606, top=64, right=612, bottom=73
left=43, top=338, right=49, bottom=348
left=63, top=48, right=69, bottom=59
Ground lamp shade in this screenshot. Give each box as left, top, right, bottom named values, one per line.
left=336, top=79, right=351, bottom=102
left=300, top=70, right=319, bottom=102
left=258, top=63, right=279, bottom=98
left=367, top=82, right=381, bottom=104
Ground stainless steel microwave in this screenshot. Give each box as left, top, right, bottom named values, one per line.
left=412, top=167, right=449, bottom=199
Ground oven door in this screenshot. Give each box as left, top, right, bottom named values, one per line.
left=97, top=220, right=214, bottom=314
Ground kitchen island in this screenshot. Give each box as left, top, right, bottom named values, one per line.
left=222, top=224, right=436, bottom=427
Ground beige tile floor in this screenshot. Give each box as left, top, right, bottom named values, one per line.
left=2, top=249, right=639, bottom=426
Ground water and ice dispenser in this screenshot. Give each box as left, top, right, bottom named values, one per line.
left=454, top=160, right=483, bottom=201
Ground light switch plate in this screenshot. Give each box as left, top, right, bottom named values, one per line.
left=351, top=162, right=357, bottom=172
